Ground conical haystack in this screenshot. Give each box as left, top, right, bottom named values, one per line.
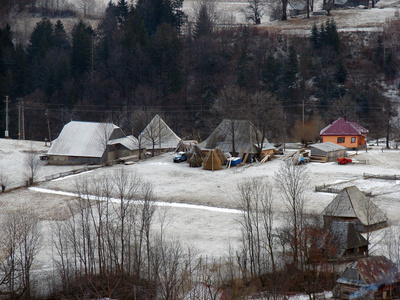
left=193, top=145, right=204, bottom=159
left=189, top=153, right=203, bottom=167
left=215, top=147, right=227, bottom=165
left=203, top=150, right=222, bottom=171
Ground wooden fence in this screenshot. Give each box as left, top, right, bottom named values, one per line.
left=363, top=173, right=400, bottom=180
left=45, top=165, right=101, bottom=181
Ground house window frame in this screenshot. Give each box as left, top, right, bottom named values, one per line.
left=351, top=137, right=356, bottom=143
left=337, top=137, right=345, bottom=143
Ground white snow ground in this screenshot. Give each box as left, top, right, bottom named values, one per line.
left=1, top=138, right=400, bottom=271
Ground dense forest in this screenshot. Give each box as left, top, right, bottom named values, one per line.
left=0, top=0, right=399, bottom=145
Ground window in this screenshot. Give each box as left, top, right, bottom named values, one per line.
left=351, top=137, right=356, bottom=143
left=337, top=137, right=345, bottom=143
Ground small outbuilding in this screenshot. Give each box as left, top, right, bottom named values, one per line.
left=322, top=186, right=388, bottom=233
left=309, top=142, right=347, bottom=162
left=332, top=256, right=400, bottom=299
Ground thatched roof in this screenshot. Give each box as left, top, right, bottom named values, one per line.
left=198, top=119, right=275, bottom=154
left=203, top=150, right=222, bottom=170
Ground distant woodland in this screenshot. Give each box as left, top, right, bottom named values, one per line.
left=0, top=0, right=400, bottom=145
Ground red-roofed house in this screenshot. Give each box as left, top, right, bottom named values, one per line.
left=320, top=118, right=368, bottom=149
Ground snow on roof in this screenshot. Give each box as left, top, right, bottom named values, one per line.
left=48, top=121, right=119, bottom=158
left=198, top=119, right=273, bottom=154
left=320, top=118, right=368, bottom=137
left=322, top=186, right=388, bottom=226
left=139, top=114, right=181, bottom=149
left=309, top=142, right=346, bottom=152
left=107, top=135, right=139, bottom=150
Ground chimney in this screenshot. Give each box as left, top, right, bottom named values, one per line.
left=330, top=118, right=333, bottom=124
left=344, top=116, right=347, bottom=121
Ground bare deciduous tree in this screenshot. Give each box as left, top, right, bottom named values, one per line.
left=237, top=178, right=276, bottom=277
left=275, top=160, right=309, bottom=266
left=0, top=211, right=41, bottom=298
left=241, top=0, right=265, bottom=24
left=24, top=149, right=41, bottom=185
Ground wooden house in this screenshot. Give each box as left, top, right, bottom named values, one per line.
left=332, top=256, right=400, bottom=299
left=198, top=119, right=275, bottom=161
left=320, top=117, right=368, bottom=149
left=322, top=186, right=388, bottom=233
left=47, top=121, right=140, bottom=165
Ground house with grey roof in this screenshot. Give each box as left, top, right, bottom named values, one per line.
left=198, top=119, right=275, bottom=161
left=138, top=114, right=181, bottom=155
left=322, top=186, right=388, bottom=233
left=47, top=121, right=140, bottom=165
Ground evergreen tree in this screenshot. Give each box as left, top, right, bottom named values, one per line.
left=325, top=19, right=340, bottom=52
left=26, top=18, right=54, bottom=61
left=262, top=53, right=281, bottom=93
left=70, top=20, right=94, bottom=76
left=136, top=0, right=185, bottom=36
left=310, top=23, right=320, bottom=50
left=116, top=0, right=129, bottom=25
left=284, top=45, right=298, bottom=88
left=193, top=2, right=214, bottom=39
left=53, top=20, right=70, bottom=51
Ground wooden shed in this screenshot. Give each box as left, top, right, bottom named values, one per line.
left=309, top=142, right=347, bottom=162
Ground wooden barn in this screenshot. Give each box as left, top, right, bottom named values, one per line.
left=309, top=142, right=347, bottom=162
left=322, top=186, right=388, bottom=233
left=47, top=121, right=140, bottom=165
left=139, top=114, right=181, bottom=155
left=320, top=117, right=368, bottom=149
left=332, top=256, right=400, bottom=300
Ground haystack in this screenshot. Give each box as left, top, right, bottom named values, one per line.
left=215, top=147, right=227, bottom=165
left=193, top=145, right=204, bottom=159
left=189, top=153, right=203, bottom=167
left=203, top=150, right=222, bottom=171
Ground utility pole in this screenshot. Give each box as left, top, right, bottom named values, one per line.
left=22, top=101, right=25, bottom=140
left=18, top=99, right=21, bottom=139
left=4, top=96, right=9, bottom=138
left=45, top=109, right=52, bottom=145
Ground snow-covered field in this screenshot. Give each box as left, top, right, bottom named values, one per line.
left=1, top=138, right=400, bottom=271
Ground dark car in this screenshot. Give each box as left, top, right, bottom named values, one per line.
left=173, top=152, right=187, bottom=163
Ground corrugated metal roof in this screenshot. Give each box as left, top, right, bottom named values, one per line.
left=320, top=118, right=368, bottom=137
left=48, top=121, right=120, bottom=158
left=322, top=186, right=388, bottom=226
left=310, top=142, right=346, bottom=152
left=139, top=114, right=181, bottom=149
left=198, top=119, right=274, bottom=154
left=338, top=256, right=400, bottom=286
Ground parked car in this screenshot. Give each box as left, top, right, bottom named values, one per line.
left=173, top=152, right=187, bottom=163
